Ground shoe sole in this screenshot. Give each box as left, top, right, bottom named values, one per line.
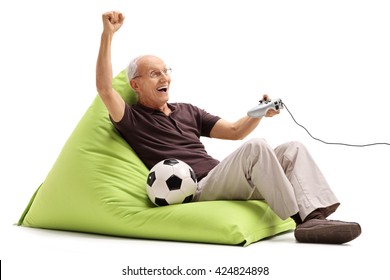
left=295, top=223, right=361, bottom=244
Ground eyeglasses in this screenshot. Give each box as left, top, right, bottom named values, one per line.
left=133, top=67, right=172, bottom=79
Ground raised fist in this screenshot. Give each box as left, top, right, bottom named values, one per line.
left=102, top=11, right=125, bottom=33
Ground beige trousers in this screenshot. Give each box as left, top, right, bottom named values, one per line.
left=196, top=138, right=340, bottom=221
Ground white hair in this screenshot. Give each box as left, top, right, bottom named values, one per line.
left=126, top=55, right=147, bottom=81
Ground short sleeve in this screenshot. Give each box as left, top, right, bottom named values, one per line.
left=199, top=108, right=220, bottom=137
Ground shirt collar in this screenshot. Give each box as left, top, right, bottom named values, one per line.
left=134, top=103, right=176, bottom=115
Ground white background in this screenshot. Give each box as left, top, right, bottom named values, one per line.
left=1, top=0, right=390, bottom=279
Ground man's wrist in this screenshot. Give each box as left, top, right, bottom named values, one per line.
left=102, top=29, right=115, bottom=39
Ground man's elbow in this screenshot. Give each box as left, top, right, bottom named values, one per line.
left=229, top=125, right=247, bottom=141
left=96, top=83, right=112, bottom=99
left=233, top=133, right=247, bottom=141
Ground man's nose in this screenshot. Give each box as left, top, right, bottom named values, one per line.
left=158, top=71, right=170, bottom=80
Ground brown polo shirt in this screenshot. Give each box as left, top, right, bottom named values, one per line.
left=111, top=102, right=221, bottom=180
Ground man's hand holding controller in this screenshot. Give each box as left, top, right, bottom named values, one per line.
left=247, top=94, right=283, bottom=118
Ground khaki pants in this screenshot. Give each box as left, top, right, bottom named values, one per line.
left=196, top=138, right=339, bottom=221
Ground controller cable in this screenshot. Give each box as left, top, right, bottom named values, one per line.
left=281, top=101, right=390, bottom=147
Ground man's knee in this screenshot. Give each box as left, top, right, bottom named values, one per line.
left=245, top=137, right=268, bottom=146
left=242, top=138, right=272, bottom=154
left=285, top=141, right=308, bottom=151
left=275, top=140, right=309, bottom=158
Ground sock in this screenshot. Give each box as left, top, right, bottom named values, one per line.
left=290, top=213, right=303, bottom=225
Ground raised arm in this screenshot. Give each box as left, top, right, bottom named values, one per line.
left=96, top=11, right=126, bottom=122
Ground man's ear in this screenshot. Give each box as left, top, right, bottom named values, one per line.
left=129, top=79, right=139, bottom=92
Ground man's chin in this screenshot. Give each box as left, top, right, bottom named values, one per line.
left=162, top=94, right=169, bottom=102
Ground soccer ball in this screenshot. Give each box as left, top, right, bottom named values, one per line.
left=146, top=158, right=198, bottom=206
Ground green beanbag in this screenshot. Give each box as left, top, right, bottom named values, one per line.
left=18, top=69, right=295, bottom=246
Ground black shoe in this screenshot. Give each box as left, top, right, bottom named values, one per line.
left=294, top=219, right=361, bottom=244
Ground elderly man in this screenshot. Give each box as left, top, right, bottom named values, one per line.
left=96, top=11, right=361, bottom=244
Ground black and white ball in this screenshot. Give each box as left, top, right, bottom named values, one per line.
left=146, top=159, right=198, bottom=206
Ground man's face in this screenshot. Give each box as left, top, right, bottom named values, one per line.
left=130, top=56, right=171, bottom=109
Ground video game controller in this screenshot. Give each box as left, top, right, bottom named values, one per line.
left=247, top=98, right=284, bottom=118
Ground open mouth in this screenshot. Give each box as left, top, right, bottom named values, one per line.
left=157, top=85, right=168, bottom=93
